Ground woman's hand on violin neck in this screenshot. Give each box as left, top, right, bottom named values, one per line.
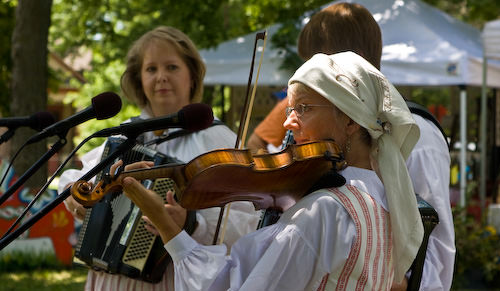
left=123, top=160, right=155, bottom=171
left=109, top=160, right=155, bottom=181
left=109, top=160, right=124, bottom=178
left=122, top=176, right=182, bottom=243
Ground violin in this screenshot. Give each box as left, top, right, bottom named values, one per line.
left=71, top=140, right=346, bottom=212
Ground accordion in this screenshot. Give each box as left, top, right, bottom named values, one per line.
left=74, top=137, right=181, bottom=283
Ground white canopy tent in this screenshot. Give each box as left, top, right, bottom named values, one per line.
left=200, top=0, right=500, bottom=87
left=483, top=20, right=500, bottom=59
left=200, top=24, right=288, bottom=86
left=199, top=0, right=500, bottom=206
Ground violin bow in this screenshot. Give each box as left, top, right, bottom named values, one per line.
left=212, top=30, right=268, bottom=245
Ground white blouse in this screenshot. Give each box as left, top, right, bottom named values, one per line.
left=406, top=114, right=455, bottom=291
left=166, top=167, right=388, bottom=291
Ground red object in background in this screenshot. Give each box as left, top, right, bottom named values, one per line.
left=0, top=160, right=74, bottom=265
left=427, top=104, right=448, bottom=123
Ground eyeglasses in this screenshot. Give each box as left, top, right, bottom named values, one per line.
left=285, top=103, right=334, bottom=117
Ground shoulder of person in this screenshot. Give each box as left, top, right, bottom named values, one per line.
left=406, top=100, right=448, bottom=149
left=286, top=189, right=349, bottom=221
left=197, top=119, right=236, bottom=138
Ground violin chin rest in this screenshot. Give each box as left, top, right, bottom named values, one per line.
left=307, top=170, right=346, bottom=194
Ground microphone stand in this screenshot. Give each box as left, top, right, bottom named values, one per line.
left=0, top=128, right=16, bottom=145
left=0, top=137, right=67, bottom=206
left=3, top=131, right=101, bottom=236
left=0, top=136, right=137, bottom=251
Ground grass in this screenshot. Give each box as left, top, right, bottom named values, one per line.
left=0, top=251, right=87, bottom=290
left=0, top=267, right=87, bottom=291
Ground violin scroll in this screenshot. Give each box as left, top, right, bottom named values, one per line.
left=71, top=180, right=121, bottom=207
left=70, top=163, right=183, bottom=207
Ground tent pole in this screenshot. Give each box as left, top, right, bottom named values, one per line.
left=480, top=55, right=488, bottom=211
left=459, top=85, right=467, bottom=208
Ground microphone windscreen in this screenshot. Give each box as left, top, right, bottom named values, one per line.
left=92, top=92, right=123, bottom=120
left=182, top=103, right=214, bottom=131
left=30, top=111, right=56, bottom=131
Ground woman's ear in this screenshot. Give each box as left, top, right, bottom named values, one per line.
left=345, top=118, right=361, bottom=136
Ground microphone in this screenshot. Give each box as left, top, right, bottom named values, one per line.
left=0, top=111, right=56, bottom=131
left=0, top=112, right=56, bottom=144
left=94, top=103, right=214, bottom=137
left=27, top=92, right=122, bottom=144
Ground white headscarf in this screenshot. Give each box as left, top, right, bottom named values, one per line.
left=289, top=52, right=423, bottom=282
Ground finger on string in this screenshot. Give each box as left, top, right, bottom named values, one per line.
left=123, top=161, right=154, bottom=171
left=109, top=160, right=124, bottom=178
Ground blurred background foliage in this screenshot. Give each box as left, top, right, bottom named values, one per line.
left=0, top=0, right=499, bottom=157
left=451, top=181, right=500, bottom=289
left=47, top=0, right=334, bottom=155
left=0, top=0, right=15, bottom=117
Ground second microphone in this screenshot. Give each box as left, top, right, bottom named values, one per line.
left=93, top=103, right=214, bottom=138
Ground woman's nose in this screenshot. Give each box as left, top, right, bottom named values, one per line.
left=157, top=68, right=168, bottom=82
left=283, top=113, right=299, bottom=130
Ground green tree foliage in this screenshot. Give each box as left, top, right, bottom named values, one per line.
left=48, top=0, right=333, bottom=155
left=45, top=0, right=500, bottom=157
left=50, top=0, right=332, bottom=57
left=63, top=59, right=140, bottom=153
left=422, top=0, right=500, bottom=28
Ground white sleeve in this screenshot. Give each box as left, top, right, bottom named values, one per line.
left=166, top=194, right=355, bottom=291
left=406, top=115, right=455, bottom=291
left=191, top=202, right=261, bottom=247
left=166, top=231, right=229, bottom=291
left=57, top=141, right=106, bottom=194
left=168, top=228, right=325, bottom=291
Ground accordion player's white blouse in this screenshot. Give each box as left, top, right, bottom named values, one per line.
left=58, top=110, right=261, bottom=291
left=406, top=114, right=455, bottom=291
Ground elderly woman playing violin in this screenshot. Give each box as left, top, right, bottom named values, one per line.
left=115, top=51, right=424, bottom=290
